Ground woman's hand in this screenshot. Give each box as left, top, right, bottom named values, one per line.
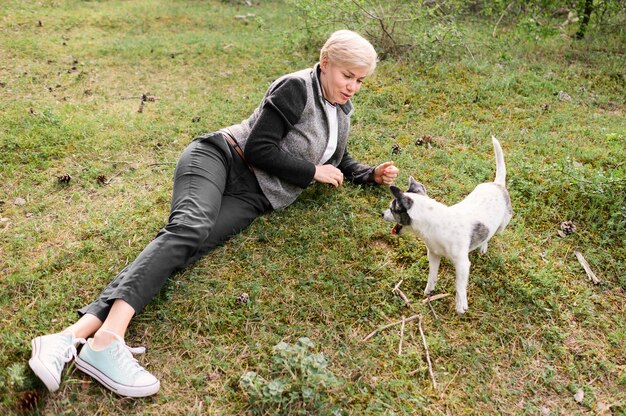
left=314, top=164, right=344, bottom=187
left=373, top=161, right=399, bottom=185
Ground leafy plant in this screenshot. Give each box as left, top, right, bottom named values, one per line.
left=239, top=337, right=342, bottom=415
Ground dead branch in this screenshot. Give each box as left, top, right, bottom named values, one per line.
left=493, top=2, right=514, bottom=37
left=574, top=251, right=600, bottom=284
left=363, top=313, right=420, bottom=342
left=418, top=315, right=438, bottom=390
left=395, top=288, right=411, bottom=305
left=98, top=162, right=175, bottom=185
left=392, top=280, right=411, bottom=306
left=421, top=293, right=450, bottom=303
left=426, top=295, right=439, bottom=320
left=398, top=316, right=406, bottom=356
left=439, top=367, right=462, bottom=399
left=349, top=0, right=398, bottom=52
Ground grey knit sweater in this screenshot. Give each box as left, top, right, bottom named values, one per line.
left=224, top=64, right=375, bottom=210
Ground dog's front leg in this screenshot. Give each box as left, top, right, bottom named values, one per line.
left=479, top=241, right=488, bottom=255
left=424, top=249, right=441, bottom=295
left=454, top=256, right=471, bottom=314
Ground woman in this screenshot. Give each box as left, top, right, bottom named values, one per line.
left=28, top=30, right=399, bottom=397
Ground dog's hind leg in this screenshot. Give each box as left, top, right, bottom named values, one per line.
left=424, top=249, right=441, bottom=295
left=454, top=256, right=471, bottom=314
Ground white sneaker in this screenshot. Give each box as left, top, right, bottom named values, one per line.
left=29, top=332, right=84, bottom=392
left=75, top=330, right=160, bottom=397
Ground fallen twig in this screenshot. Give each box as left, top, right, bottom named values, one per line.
left=493, top=2, right=513, bottom=37
left=574, top=251, right=600, bottom=284
left=426, top=295, right=439, bottom=320
left=421, top=293, right=450, bottom=303
left=392, top=280, right=411, bottom=306
left=363, top=313, right=420, bottom=342
left=440, top=367, right=462, bottom=399
left=398, top=316, right=406, bottom=356
left=418, top=315, right=438, bottom=390
left=99, top=162, right=175, bottom=185
left=395, top=288, right=411, bottom=305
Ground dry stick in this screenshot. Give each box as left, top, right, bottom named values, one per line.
left=395, top=288, right=411, bottom=305
left=418, top=315, right=438, bottom=390
left=398, top=316, right=406, bottom=356
left=574, top=251, right=600, bottom=284
left=426, top=295, right=439, bottom=321
left=103, top=162, right=175, bottom=185
left=421, top=293, right=450, bottom=303
left=439, top=366, right=462, bottom=399
left=493, top=2, right=513, bottom=37
left=423, top=293, right=449, bottom=320
left=392, top=280, right=411, bottom=306
left=349, top=0, right=398, bottom=52
left=363, top=313, right=420, bottom=342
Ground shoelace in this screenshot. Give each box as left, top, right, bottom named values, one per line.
left=52, top=333, right=86, bottom=371
left=100, top=330, right=148, bottom=376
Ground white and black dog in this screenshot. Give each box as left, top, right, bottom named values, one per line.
left=383, top=136, right=512, bottom=314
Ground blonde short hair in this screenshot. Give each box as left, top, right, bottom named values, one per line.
left=320, top=30, right=378, bottom=75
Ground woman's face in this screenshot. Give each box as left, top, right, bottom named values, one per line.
left=319, top=57, right=369, bottom=105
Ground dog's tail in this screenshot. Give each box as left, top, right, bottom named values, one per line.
left=492, top=135, right=506, bottom=186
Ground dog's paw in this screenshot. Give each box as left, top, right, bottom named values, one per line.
left=455, top=296, right=469, bottom=314
left=479, top=242, right=488, bottom=255
left=424, top=286, right=435, bottom=296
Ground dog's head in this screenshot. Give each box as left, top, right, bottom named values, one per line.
left=382, top=176, right=427, bottom=235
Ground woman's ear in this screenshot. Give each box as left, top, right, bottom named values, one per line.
left=320, top=54, right=328, bottom=71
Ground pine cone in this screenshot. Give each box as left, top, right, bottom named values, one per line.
left=391, top=144, right=401, bottom=155
left=236, top=293, right=250, bottom=304
left=96, top=175, right=108, bottom=185
left=560, top=221, right=576, bottom=235
left=57, top=174, right=71, bottom=183
left=415, top=135, right=432, bottom=146
left=17, top=390, right=40, bottom=413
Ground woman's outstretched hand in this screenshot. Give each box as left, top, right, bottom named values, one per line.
left=314, top=164, right=344, bottom=187
left=373, top=161, right=399, bottom=185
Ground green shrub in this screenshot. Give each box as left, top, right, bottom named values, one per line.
left=289, top=0, right=466, bottom=62
left=239, top=337, right=342, bottom=415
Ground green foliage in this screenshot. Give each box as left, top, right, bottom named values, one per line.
left=239, top=337, right=342, bottom=415
left=5, top=363, right=28, bottom=390
left=1, top=0, right=625, bottom=414
left=291, top=0, right=626, bottom=59
left=290, top=0, right=466, bottom=62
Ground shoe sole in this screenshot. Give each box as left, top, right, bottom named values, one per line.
left=28, top=337, right=60, bottom=392
left=75, top=355, right=160, bottom=398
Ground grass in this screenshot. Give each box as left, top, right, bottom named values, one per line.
left=1, top=0, right=625, bottom=414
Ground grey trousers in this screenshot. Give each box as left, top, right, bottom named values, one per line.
left=78, top=132, right=271, bottom=321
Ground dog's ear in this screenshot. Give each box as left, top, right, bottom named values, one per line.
left=408, top=176, right=427, bottom=195
left=390, top=185, right=404, bottom=200
left=390, top=185, right=413, bottom=211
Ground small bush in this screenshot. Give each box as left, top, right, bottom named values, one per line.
left=289, top=0, right=466, bottom=62
left=239, top=337, right=342, bottom=415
